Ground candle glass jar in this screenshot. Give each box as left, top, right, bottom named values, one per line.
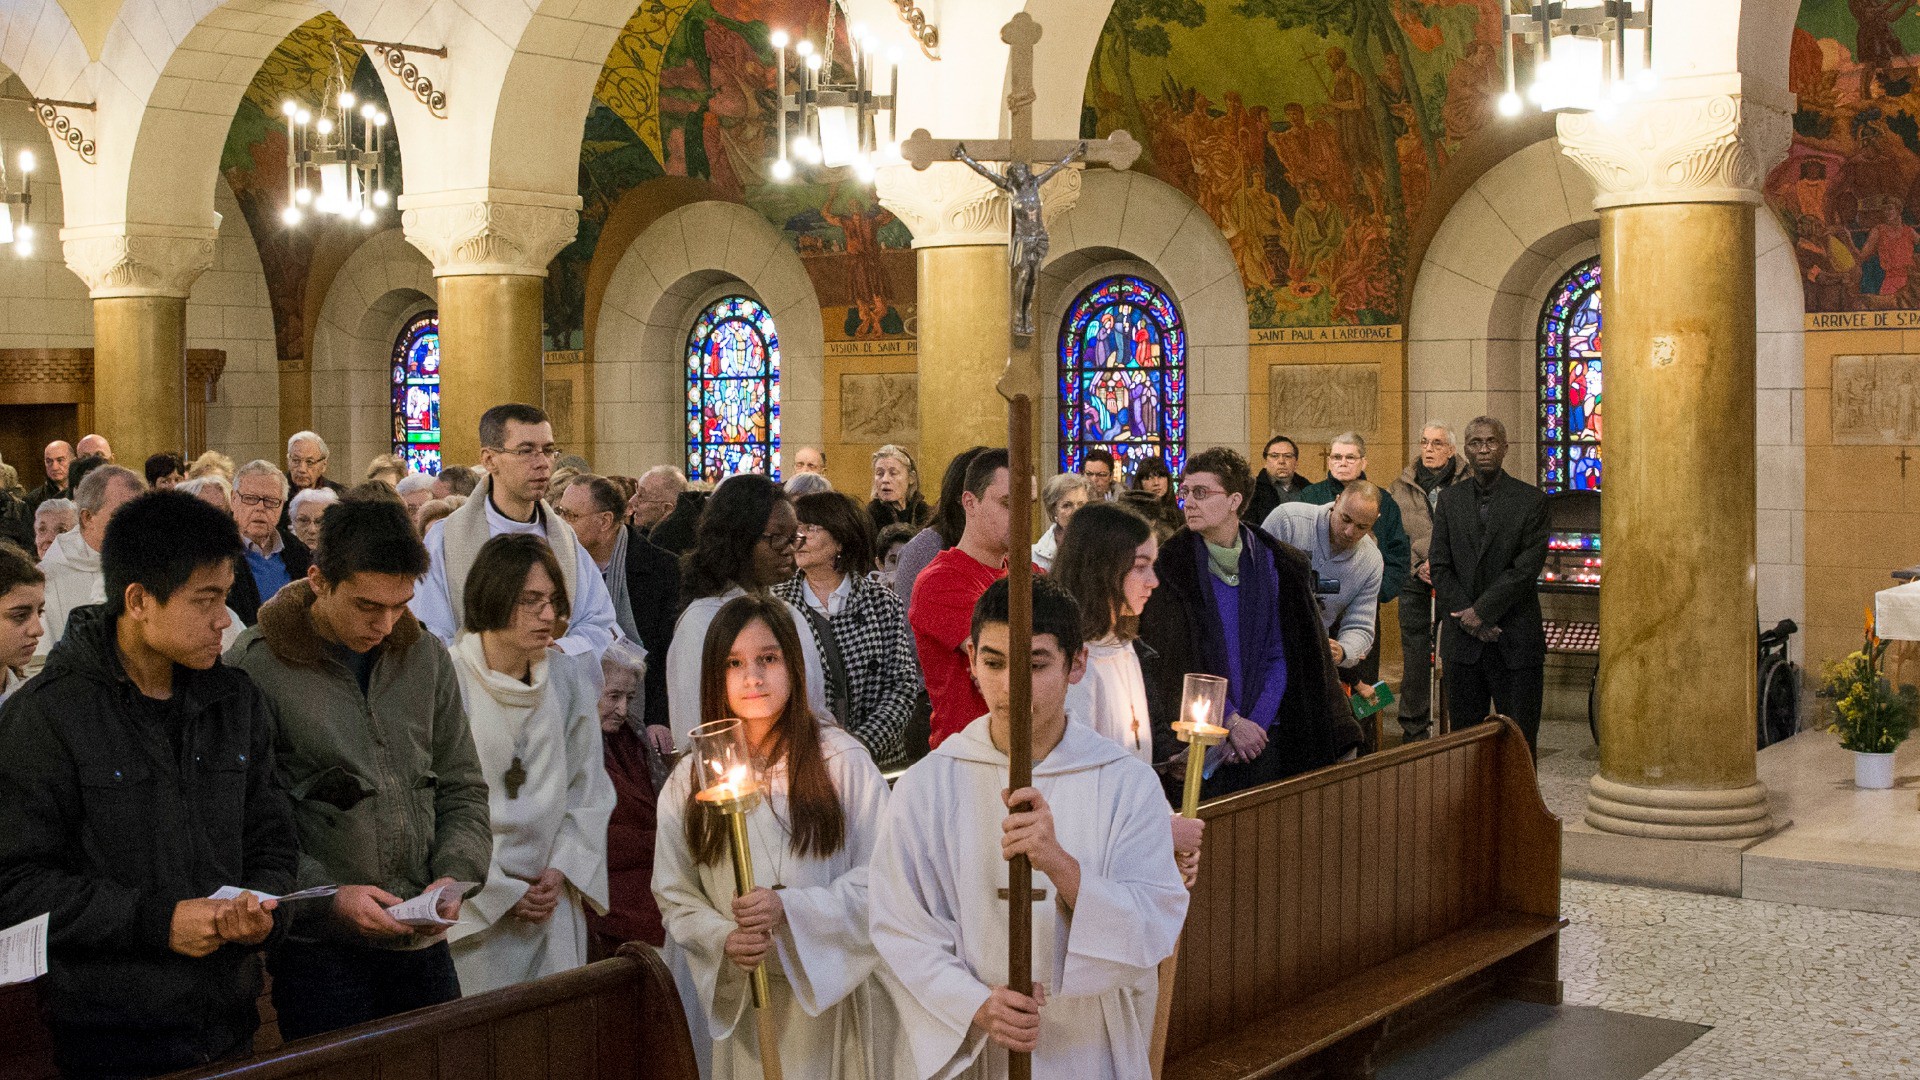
left=689, top=718, right=763, bottom=814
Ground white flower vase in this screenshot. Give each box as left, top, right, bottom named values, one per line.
left=1854, top=750, right=1897, bottom=790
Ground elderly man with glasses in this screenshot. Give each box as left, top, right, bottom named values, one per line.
left=229, top=460, right=312, bottom=626
left=1137, top=447, right=1357, bottom=800
left=409, top=403, right=623, bottom=659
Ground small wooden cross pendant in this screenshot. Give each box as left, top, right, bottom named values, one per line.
left=504, top=757, right=526, bottom=799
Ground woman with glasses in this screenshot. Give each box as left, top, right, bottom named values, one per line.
left=1136, top=448, right=1356, bottom=801
left=1031, top=472, right=1091, bottom=572
left=773, top=492, right=920, bottom=770
left=447, top=534, right=616, bottom=995
left=666, top=474, right=830, bottom=747
left=866, top=444, right=930, bottom=534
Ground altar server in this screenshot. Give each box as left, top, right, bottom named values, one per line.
left=448, top=534, right=615, bottom=994
left=654, top=593, right=896, bottom=1079
left=869, top=577, right=1189, bottom=1079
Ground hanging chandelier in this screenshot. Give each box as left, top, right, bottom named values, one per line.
left=1499, top=0, right=1655, bottom=117
left=0, top=143, right=33, bottom=257
left=769, top=1, right=899, bottom=183
left=281, top=43, right=390, bottom=226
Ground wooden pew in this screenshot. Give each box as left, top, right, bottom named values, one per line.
left=3, top=945, right=696, bottom=1080
left=1160, top=719, right=1562, bottom=1079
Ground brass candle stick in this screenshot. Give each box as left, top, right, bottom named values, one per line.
left=689, top=720, right=772, bottom=1010
left=1173, top=673, right=1231, bottom=818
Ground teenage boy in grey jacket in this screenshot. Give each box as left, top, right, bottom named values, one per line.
left=227, top=495, right=490, bottom=1040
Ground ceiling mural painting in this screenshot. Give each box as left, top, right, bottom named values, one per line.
left=1082, top=0, right=1507, bottom=329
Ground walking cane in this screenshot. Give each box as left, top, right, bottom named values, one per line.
left=1430, top=586, right=1447, bottom=735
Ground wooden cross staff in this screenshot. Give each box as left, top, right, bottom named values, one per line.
left=901, top=14, right=1139, bottom=1079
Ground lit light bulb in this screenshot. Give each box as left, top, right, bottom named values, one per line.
left=372, top=188, right=391, bottom=207
left=281, top=206, right=303, bottom=226
left=1633, top=67, right=1659, bottom=92
left=294, top=187, right=313, bottom=205
left=16, top=224, right=32, bottom=244
left=852, top=21, right=868, bottom=42
left=792, top=135, right=815, bottom=158
left=315, top=117, right=334, bottom=135
left=340, top=91, right=356, bottom=109
left=17, top=150, right=33, bottom=174
left=282, top=100, right=298, bottom=117
left=362, top=103, right=378, bottom=120
left=806, top=53, right=822, bottom=71
left=1497, top=92, right=1523, bottom=117
left=796, top=40, right=814, bottom=56
left=296, top=109, right=313, bottom=126
left=359, top=207, right=376, bottom=225
left=853, top=156, right=875, bottom=182
left=15, top=241, right=31, bottom=258
left=375, top=112, right=389, bottom=127
left=770, top=29, right=789, bottom=48
left=770, top=157, right=794, bottom=181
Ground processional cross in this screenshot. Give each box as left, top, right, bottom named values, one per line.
left=899, top=15, right=1139, bottom=1080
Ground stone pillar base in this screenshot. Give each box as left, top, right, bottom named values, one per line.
left=1584, top=774, right=1773, bottom=840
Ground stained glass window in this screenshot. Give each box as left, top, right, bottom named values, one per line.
left=687, top=295, right=780, bottom=481
left=1057, top=275, right=1188, bottom=479
left=390, top=311, right=441, bottom=475
left=1538, top=258, right=1603, bottom=493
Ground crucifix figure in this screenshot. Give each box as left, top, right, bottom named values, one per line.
left=897, top=14, right=1139, bottom=1080
left=952, top=142, right=1084, bottom=335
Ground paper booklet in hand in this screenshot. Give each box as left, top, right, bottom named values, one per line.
left=386, top=881, right=478, bottom=928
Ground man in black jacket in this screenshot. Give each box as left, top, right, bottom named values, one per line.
left=1138, top=447, right=1359, bottom=801
left=1241, top=435, right=1313, bottom=525
left=23, top=439, right=73, bottom=514
left=557, top=474, right=680, bottom=743
left=647, top=487, right=707, bottom=556
left=1429, top=416, right=1550, bottom=756
left=0, top=490, right=298, bottom=1077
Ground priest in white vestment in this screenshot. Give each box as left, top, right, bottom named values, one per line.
left=446, top=535, right=616, bottom=995
left=869, top=577, right=1189, bottom=1080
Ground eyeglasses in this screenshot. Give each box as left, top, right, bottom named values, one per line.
left=1418, top=439, right=1452, bottom=450
left=552, top=505, right=608, bottom=524
left=235, top=493, right=285, bottom=510
left=1264, top=450, right=1296, bottom=460
left=1176, top=485, right=1225, bottom=502
left=487, top=445, right=562, bottom=461
left=288, top=455, right=328, bottom=468
left=760, top=530, right=804, bottom=553
left=516, top=595, right=558, bottom=617
left=1465, top=438, right=1502, bottom=450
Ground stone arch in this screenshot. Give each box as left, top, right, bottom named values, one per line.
left=591, top=199, right=824, bottom=477
left=309, top=226, right=436, bottom=474
left=1038, top=168, right=1248, bottom=467
left=0, top=0, right=92, bottom=104
left=1406, top=134, right=1805, bottom=640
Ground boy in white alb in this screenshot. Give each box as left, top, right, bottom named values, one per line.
left=869, top=577, right=1189, bottom=1079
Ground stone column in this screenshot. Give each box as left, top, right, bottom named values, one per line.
left=876, top=162, right=1081, bottom=481
left=1558, top=90, right=1793, bottom=840
left=61, top=223, right=218, bottom=463
left=400, top=188, right=579, bottom=466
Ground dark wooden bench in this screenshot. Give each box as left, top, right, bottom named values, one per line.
left=1159, top=719, right=1563, bottom=1079
left=3, top=944, right=696, bottom=1080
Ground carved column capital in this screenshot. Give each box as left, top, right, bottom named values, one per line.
left=1557, top=93, right=1793, bottom=210
left=59, top=221, right=220, bottom=299
left=397, top=188, right=582, bottom=277
left=875, top=161, right=1082, bottom=248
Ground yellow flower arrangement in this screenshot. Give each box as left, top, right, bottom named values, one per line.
left=1821, top=608, right=1916, bottom=754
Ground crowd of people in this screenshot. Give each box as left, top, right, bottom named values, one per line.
left=0, top=407, right=1550, bottom=1079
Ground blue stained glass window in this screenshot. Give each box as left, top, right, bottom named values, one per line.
left=1538, top=258, right=1603, bottom=493
left=687, top=295, right=780, bottom=481
left=390, top=310, right=441, bottom=475
left=1057, top=275, right=1187, bottom=479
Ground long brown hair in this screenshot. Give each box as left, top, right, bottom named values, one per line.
left=684, top=594, right=847, bottom=866
left=1053, top=501, right=1153, bottom=643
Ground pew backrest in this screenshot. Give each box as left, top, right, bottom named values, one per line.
left=1163, top=719, right=1560, bottom=1066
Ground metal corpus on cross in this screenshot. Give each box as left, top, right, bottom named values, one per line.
left=900, top=14, right=1139, bottom=1080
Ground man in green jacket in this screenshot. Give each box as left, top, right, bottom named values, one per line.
left=228, top=495, right=491, bottom=1039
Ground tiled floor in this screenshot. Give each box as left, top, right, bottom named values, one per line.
left=1535, top=720, right=1920, bottom=1079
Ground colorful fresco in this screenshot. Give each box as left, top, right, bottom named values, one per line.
left=1058, top=275, right=1188, bottom=479
left=1766, top=2, right=1920, bottom=313
left=1537, top=257, right=1602, bottom=493
left=686, top=294, right=781, bottom=480
left=220, top=14, right=400, bottom=368
left=1081, top=0, right=1507, bottom=328
left=552, top=0, right=915, bottom=350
